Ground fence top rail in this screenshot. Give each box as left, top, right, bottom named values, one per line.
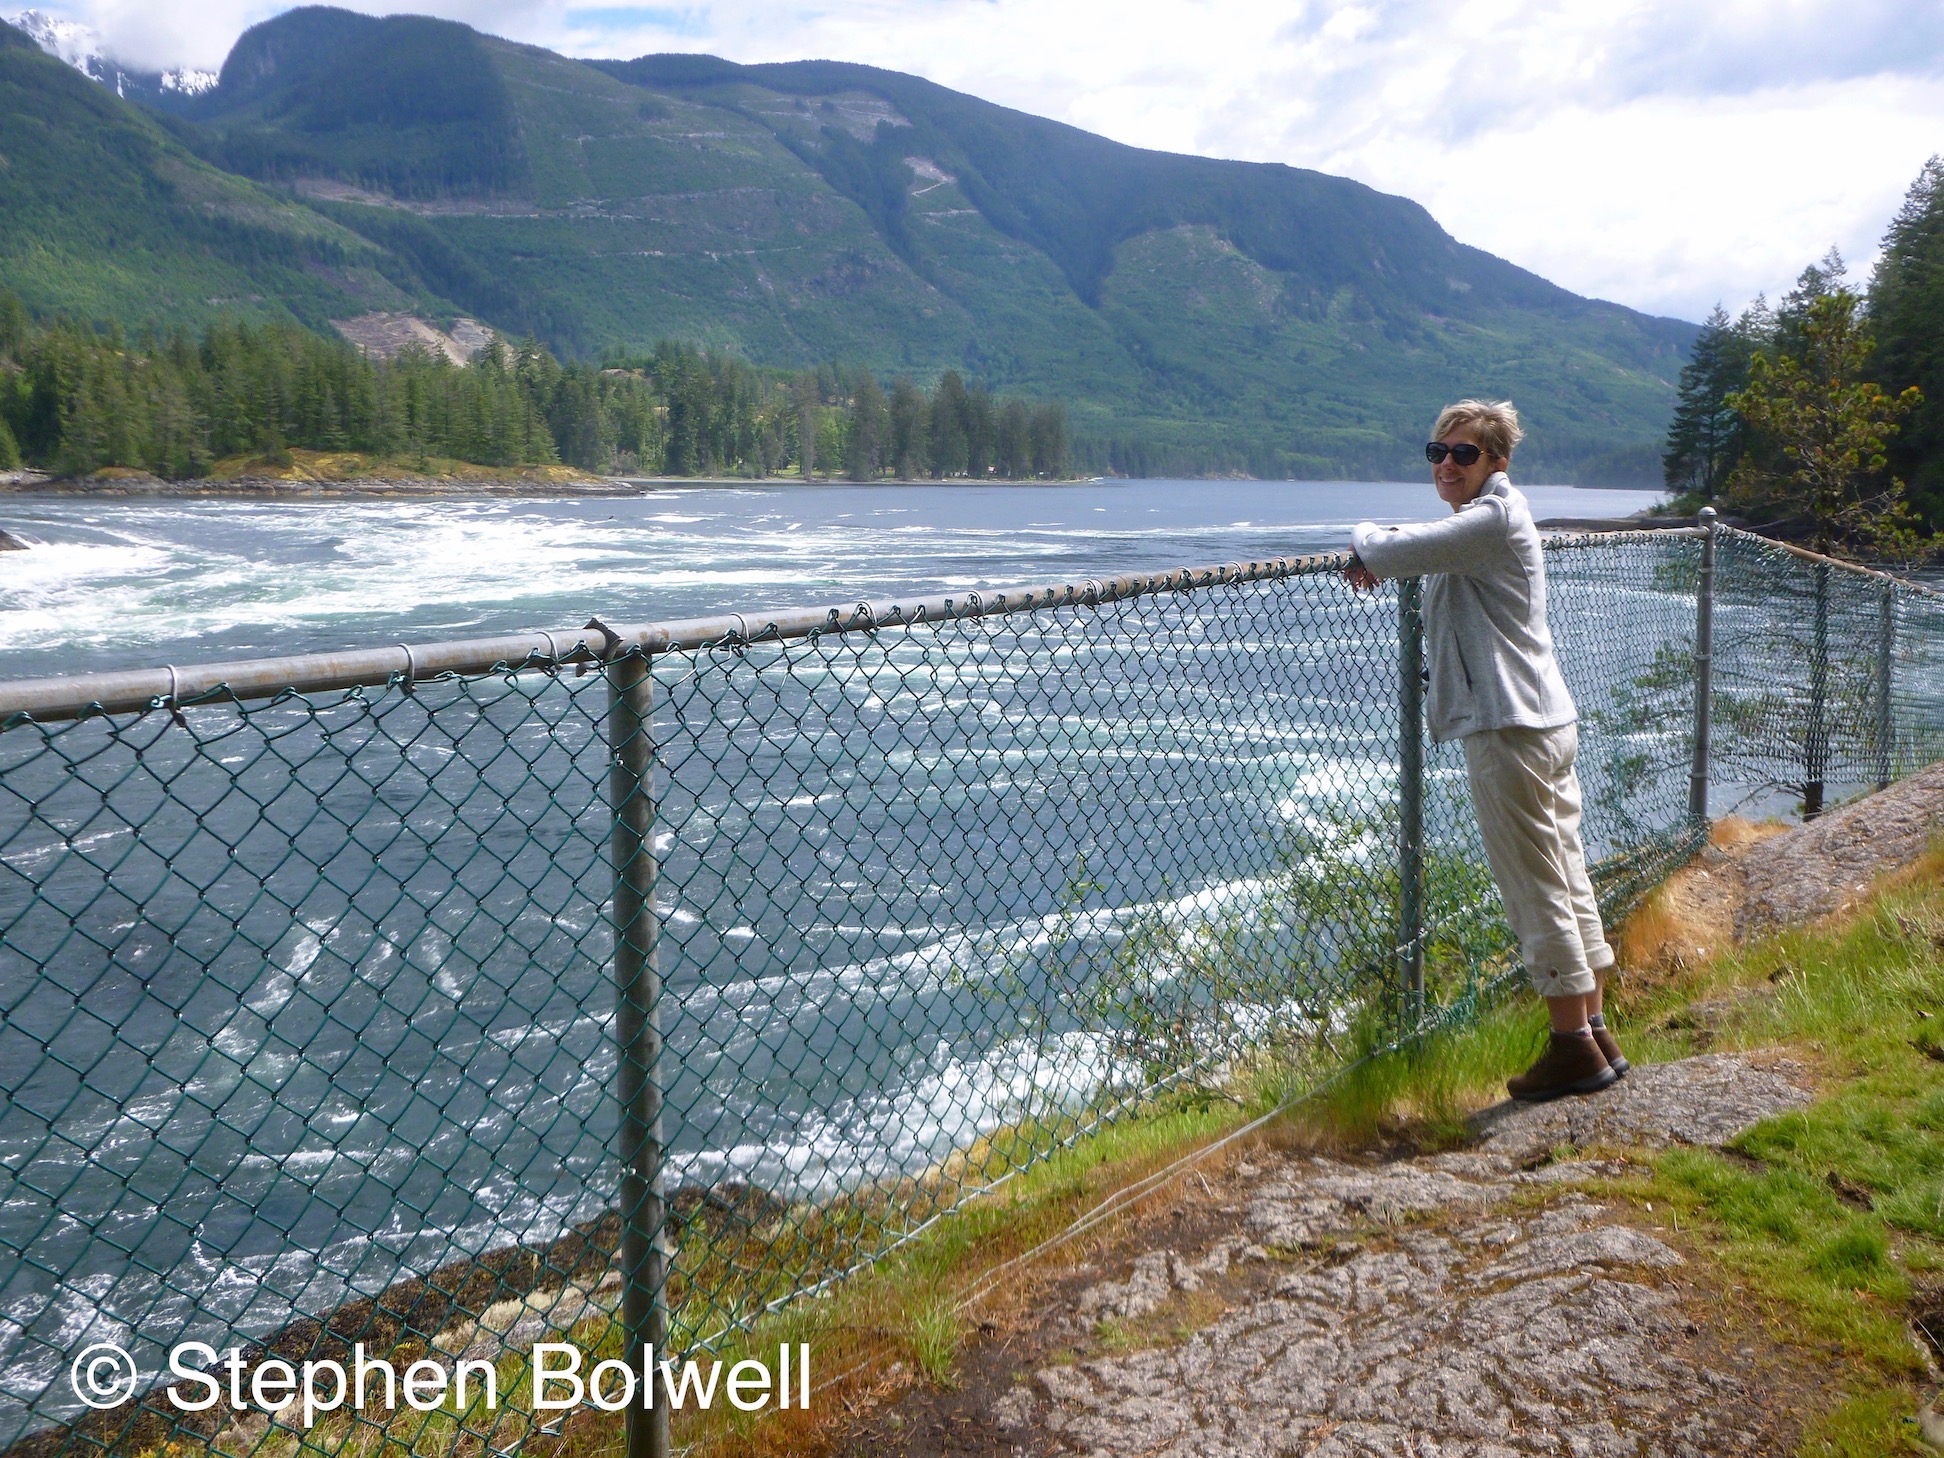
left=1, top=548, right=1350, bottom=723
left=20, top=519, right=1916, bottom=728
left=1715, top=524, right=1944, bottom=598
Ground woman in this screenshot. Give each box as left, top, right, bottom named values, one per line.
left=1344, top=400, right=1624, bottom=1101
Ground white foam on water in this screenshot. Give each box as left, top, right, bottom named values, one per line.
left=487, top=1005, right=615, bottom=1053
left=244, top=969, right=297, bottom=1018
left=0, top=483, right=1428, bottom=674
left=671, top=1027, right=1135, bottom=1203
left=665, top=867, right=1286, bottom=1031
left=2, top=480, right=1510, bottom=1434
left=0, top=826, right=129, bottom=870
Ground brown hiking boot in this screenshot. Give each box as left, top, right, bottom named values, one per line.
left=1507, top=1031, right=1617, bottom=1102
left=1590, top=1022, right=1629, bottom=1076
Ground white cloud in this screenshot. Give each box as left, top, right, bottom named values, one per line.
left=22, top=0, right=1944, bottom=321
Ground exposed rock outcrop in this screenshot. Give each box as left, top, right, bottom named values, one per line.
left=330, top=313, right=496, bottom=365
left=982, top=1053, right=1812, bottom=1457
left=1738, top=760, right=1944, bottom=937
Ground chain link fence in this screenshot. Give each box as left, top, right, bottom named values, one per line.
left=1, top=524, right=1939, bottom=1458
left=1706, top=531, right=1944, bottom=815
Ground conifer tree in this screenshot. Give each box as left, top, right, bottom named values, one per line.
left=964, top=384, right=995, bottom=477
left=794, top=373, right=820, bottom=479
left=1868, top=155, right=1944, bottom=529
left=1775, top=248, right=1848, bottom=362
left=0, top=290, right=26, bottom=357
left=845, top=373, right=886, bottom=480
left=1725, top=288, right=1929, bottom=558
left=929, top=371, right=969, bottom=477
left=998, top=397, right=1031, bottom=478
left=1663, top=305, right=1750, bottom=501
left=888, top=379, right=927, bottom=479
left=1030, top=402, right=1068, bottom=478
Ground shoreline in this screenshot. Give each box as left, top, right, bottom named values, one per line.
left=0, top=472, right=647, bottom=500
left=0, top=469, right=1668, bottom=501
left=0, top=477, right=1092, bottom=500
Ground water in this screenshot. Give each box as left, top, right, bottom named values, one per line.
left=0, top=479, right=1671, bottom=1438
left=0, top=479, right=1662, bottom=679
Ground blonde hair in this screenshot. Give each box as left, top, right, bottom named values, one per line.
left=1432, top=399, right=1524, bottom=460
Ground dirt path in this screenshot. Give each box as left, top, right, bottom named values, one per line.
left=843, top=1057, right=1817, bottom=1457
left=837, top=777, right=1944, bottom=1457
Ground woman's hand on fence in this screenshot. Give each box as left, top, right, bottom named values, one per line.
left=1343, top=558, right=1379, bottom=593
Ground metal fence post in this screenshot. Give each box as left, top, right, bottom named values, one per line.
left=1804, top=559, right=1831, bottom=819
left=1397, top=576, right=1425, bottom=1028
left=1876, top=581, right=1896, bottom=792
left=608, top=650, right=669, bottom=1458
left=1687, top=507, right=1717, bottom=822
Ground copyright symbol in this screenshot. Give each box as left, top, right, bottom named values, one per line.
left=69, top=1343, right=137, bottom=1409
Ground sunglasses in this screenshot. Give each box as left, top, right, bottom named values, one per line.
left=1425, top=442, right=1484, bottom=466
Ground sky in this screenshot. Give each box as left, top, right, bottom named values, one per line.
left=23, top=0, right=1944, bottom=324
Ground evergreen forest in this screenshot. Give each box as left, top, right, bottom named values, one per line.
left=1663, top=157, right=1944, bottom=552
left=0, top=294, right=1070, bottom=482
left=0, top=7, right=1692, bottom=485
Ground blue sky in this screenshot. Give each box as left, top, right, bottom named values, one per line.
left=24, top=0, right=1944, bottom=324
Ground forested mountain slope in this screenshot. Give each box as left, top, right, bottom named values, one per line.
left=0, top=20, right=460, bottom=331
left=6, top=6, right=1698, bottom=480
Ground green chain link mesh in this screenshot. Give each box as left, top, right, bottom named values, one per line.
left=1707, top=532, right=1944, bottom=812
left=1, top=527, right=1937, bottom=1458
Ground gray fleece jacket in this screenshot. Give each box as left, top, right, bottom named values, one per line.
left=1350, top=474, right=1576, bottom=743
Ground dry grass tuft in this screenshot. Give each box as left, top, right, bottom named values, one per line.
left=1612, top=816, right=1789, bottom=982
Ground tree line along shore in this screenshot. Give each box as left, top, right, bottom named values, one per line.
left=1661, top=157, right=1944, bottom=559
left=0, top=294, right=1072, bottom=486
left=10, top=150, right=1944, bottom=535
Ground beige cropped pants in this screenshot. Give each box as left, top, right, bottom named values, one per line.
left=1460, top=722, right=1614, bottom=998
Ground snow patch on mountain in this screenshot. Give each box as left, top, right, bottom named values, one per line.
left=6, top=9, right=217, bottom=98
left=8, top=8, right=92, bottom=66
left=160, top=66, right=218, bottom=95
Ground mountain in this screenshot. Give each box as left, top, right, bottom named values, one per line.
left=6, top=6, right=1697, bottom=480
left=6, top=9, right=215, bottom=107
left=0, top=17, right=475, bottom=331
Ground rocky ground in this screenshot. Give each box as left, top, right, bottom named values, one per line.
left=839, top=777, right=1944, bottom=1457
left=1620, top=762, right=1944, bottom=976
left=844, top=1056, right=1819, bottom=1457
left=1736, top=761, right=1944, bottom=939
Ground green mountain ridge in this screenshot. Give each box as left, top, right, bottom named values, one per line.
left=0, top=20, right=476, bottom=333
left=1, top=6, right=1697, bottom=481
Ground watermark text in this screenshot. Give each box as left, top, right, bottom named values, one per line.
left=67, top=1343, right=811, bottom=1428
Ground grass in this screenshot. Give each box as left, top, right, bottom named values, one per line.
left=122, top=1096, right=1272, bottom=1458
left=1280, top=999, right=1548, bottom=1151
left=1283, top=841, right=1944, bottom=1456
left=1636, top=858, right=1944, bottom=1456
left=116, top=838, right=1943, bottom=1458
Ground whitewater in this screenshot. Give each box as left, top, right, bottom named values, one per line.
left=0, top=478, right=1665, bottom=1437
